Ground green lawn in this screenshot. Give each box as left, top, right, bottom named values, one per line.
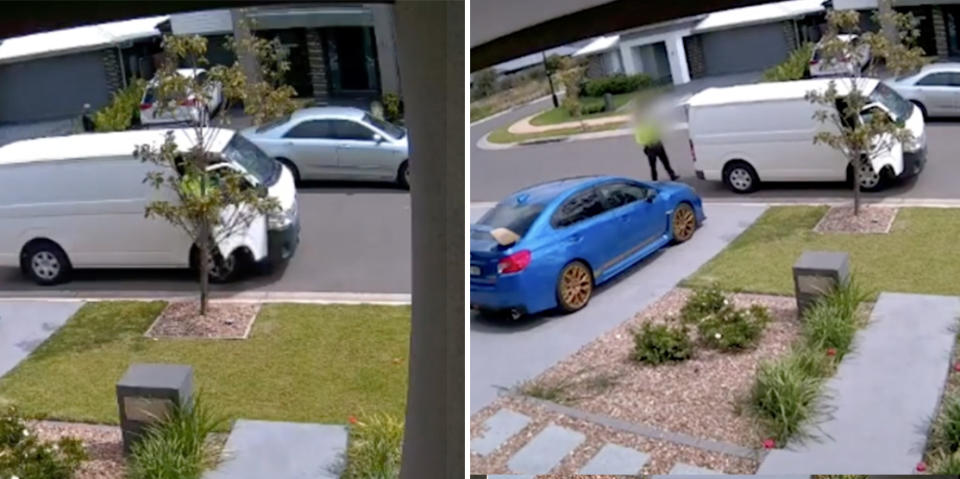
left=0, top=301, right=410, bottom=426
left=528, top=92, right=634, bottom=126
left=486, top=120, right=628, bottom=144
left=687, top=206, right=960, bottom=298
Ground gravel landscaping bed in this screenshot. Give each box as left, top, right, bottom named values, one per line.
left=145, top=301, right=260, bottom=339
left=31, top=420, right=125, bottom=479
left=813, top=205, right=897, bottom=234
left=471, top=396, right=758, bottom=475
left=524, top=288, right=801, bottom=448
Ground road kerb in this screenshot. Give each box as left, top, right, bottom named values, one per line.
left=0, top=291, right=411, bottom=305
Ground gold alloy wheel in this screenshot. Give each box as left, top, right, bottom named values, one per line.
left=559, top=262, right=592, bottom=311
left=672, top=204, right=696, bottom=242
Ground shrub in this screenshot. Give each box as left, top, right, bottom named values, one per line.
left=92, top=78, right=147, bottom=132
left=633, top=322, right=693, bottom=365
left=749, top=351, right=826, bottom=442
left=932, top=450, right=960, bottom=474
left=583, top=73, right=653, bottom=97
left=127, top=395, right=224, bottom=479
left=763, top=43, right=814, bottom=82
left=0, top=405, right=86, bottom=479
left=931, top=397, right=960, bottom=455
left=681, top=284, right=728, bottom=323
left=382, top=93, right=403, bottom=123
left=342, top=413, right=403, bottom=479
left=800, top=278, right=868, bottom=358
left=472, top=68, right=499, bottom=99
left=580, top=101, right=606, bottom=115
left=698, top=304, right=770, bottom=351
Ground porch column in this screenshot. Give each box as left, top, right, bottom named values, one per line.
left=304, top=28, right=330, bottom=104
left=371, top=4, right=402, bottom=97
left=394, top=1, right=463, bottom=478
left=666, top=33, right=690, bottom=85
left=933, top=5, right=949, bottom=59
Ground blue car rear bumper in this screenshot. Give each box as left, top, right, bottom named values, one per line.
left=470, top=272, right=555, bottom=315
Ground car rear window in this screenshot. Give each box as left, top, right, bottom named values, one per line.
left=476, top=199, right=545, bottom=238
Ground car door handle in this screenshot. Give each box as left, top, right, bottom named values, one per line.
left=567, top=234, right=583, bottom=244
left=619, top=214, right=630, bottom=222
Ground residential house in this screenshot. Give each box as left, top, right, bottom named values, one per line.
left=168, top=5, right=401, bottom=105
left=0, top=16, right=168, bottom=124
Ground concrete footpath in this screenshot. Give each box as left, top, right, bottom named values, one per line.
left=0, top=300, right=82, bottom=377
left=759, top=292, right=960, bottom=473
left=470, top=203, right=768, bottom=413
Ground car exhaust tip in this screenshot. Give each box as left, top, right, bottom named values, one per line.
left=509, top=309, right=523, bottom=320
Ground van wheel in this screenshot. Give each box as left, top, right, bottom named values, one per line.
left=910, top=100, right=928, bottom=120
left=21, top=240, right=72, bottom=285
left=192, top=246, right=239, bottom=283
left=277, top=158, right=301, bottom=185
left=854, top=160, right=888, bottom=192
left=723, top=161, right=759, bottom=193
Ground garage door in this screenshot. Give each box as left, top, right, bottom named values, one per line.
left=0, top=50, right=111, bottom=124
left=699, top=23, right=790, bottom=77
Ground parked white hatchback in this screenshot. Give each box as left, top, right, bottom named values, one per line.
left=240, top=107, right=410, bottom=188
left=0, top=128, right=299, bottom=285
left=139, top=68, right=223, bottom=126
left=884, top=62, right=960, bottom=118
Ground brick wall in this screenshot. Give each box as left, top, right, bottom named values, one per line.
left=101, top=49, right=122, bottom=94
left=305, top=28, right=329, bottom=104
left=684, top=35, right=706, bottom=80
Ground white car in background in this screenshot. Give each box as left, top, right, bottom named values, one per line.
left=809, top=34, right=871, bottom=77
left=884, top=62, right=960, bottom=118
left=139, top=68, right=223, bottom=126
left=240, top=107, right=411, bottom=189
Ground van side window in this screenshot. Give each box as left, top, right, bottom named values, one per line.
left=552, top=188, right=605, bottom=228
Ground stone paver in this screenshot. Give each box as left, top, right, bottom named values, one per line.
left=204, top=419, right=347, bottom=479
left=666, top=462, right=724, bottom=475
left=0, top=300, right=82, bottom=377
left=759, top=292, right=960, bottom=474
left=507, top=423, right=584, bottom=473
left=472, top=409, right=531, bottom=456
left=578, top=442, right=649, bottom=474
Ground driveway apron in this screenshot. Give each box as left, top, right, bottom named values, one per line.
left=0, top=300, right=82, bottom=377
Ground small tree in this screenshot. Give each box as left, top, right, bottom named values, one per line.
left=134, top=29, right=297, bottom=315
left=472, top=68, right=498, bottom=99
left=805, top=3, right=925, bottom=215
left=557, top=56, right=586, bottom=129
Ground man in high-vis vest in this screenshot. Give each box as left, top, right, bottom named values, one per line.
left=635, top=117, right=678, bottom=181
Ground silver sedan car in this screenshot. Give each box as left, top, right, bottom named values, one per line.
left=884, top=62, right=960, bottom=119
left=240, top=107, right=410, bottom=188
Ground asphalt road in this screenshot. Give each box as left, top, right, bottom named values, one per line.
left=470, top=96, right=960, bottom=203
left=0, top=182, right=411, bottom=294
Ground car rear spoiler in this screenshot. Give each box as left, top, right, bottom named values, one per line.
left=490, top=227, right=520, bottom=247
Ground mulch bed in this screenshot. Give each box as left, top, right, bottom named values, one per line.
left=145, top=301, right=260, bottom=339
left=31, top=420, right=125, bottom=479
left=524, top=288, right=801, bottom=449
left=471, top=396, right=758, bottom=475
left=813, top=205, right=898, bottom=234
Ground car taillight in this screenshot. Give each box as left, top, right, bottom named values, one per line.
left=139, top=103, right=152, bottom=110
left=689, top=139, right=696, bottom=163
left=180, top=98, right=197, bottom=107
left=498, top=250, right=531, bottom=274
left=809, top=59, right=818, bottom=65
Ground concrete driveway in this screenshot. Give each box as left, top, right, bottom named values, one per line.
left=0, top=300, right=82, bottom=377
left=469, top=202, right=767, bottom=413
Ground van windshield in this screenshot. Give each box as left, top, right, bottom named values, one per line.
left=869, top=82, right=913, bottom=121
left=222, top=134, right=281, bottom=186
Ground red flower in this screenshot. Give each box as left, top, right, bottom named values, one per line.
left=826, top=348, right=837, bottom=357
left=954, top=362, right=960, bottom=372
left=916, top=461, right=927, bottom=472
left=763, top=438, right=775, bottom=449
left=348, top=415, right=358, bottom=425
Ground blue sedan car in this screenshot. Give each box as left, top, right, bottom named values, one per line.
left=470, top=176, right=705, bottom=319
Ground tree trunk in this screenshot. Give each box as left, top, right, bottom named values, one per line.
left=852, top=156, right=862, bottom=216
left=198, top=225, right=210, bottom=316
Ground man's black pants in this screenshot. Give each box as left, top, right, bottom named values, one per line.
left=643, top=141, right=677, bottom=181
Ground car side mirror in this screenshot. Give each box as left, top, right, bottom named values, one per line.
left=645, top=190, right=657, bottom=202
left=373, top=134, right=384, bottom=144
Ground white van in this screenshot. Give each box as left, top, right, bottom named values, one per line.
left=0, top=128, right=299, bottom=285
left=688, top=78, right=926, bottom=193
